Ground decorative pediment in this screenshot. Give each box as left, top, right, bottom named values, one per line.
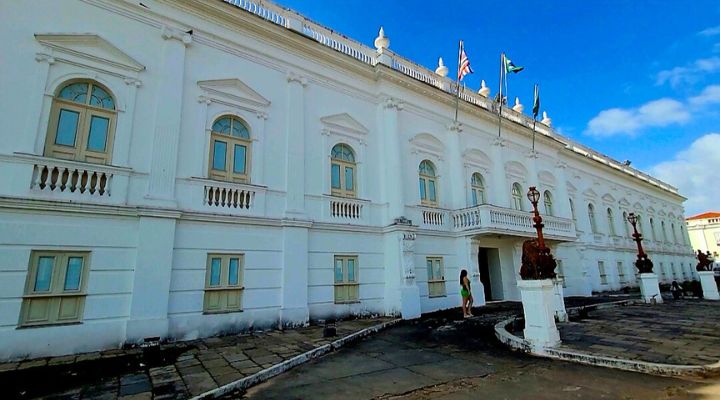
left=320, top=113, right=369, bottom=136
left=582, top=188, right=598, bottom=198
left=409, top=133, right=444, bottom=155
left=198, top=79, right=270, bottom=109
left=505, top=161, right=528, bottom=178
left=538, top=170, right=557, bottom=186
left=35, top=33, right=145, bottom=72
left=601, top=193, right=616, bottom=203
left=633, top=202, right=644, bottom=211
left=566, top=181, right=577, bottom=193
left=463, top=149, right=491, bottom=168
left=618, top=197, right=630, bottom=207
left=657, top=210, right=667, bottom=217
left=646, top=206, right=656, bottom=214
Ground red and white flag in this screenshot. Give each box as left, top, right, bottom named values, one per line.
left=458, top=40, right=473, bottom=81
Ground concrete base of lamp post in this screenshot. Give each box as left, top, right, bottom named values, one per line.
left=698, top=271, right=720, bottom=300
left=517, top=279, right=561, bottom=351
left=552, top=278, right=568, bottom=322
left=638, top=273, right=663, bottom=304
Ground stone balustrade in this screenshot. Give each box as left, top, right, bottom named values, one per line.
left=451, top=204, right=575, bottom=240
left=204, top=183, right=255, bottom=210
left=329, top=197, right=364, bottom=220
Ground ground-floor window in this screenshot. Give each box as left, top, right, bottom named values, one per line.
left=426, top=257, right=446, bottom=297
left=598, top=261, right=607, bottom=285
left=20, top=251, right=90, bottom=327
left=659, top=262, right=666, bottom=281
left=556, top=259, right=566, bottom=288
left=334, top=255, right=359, bottom=303
left=204, top=254, right=244, bottom=313
left=617, top=261, right=625, bottom=285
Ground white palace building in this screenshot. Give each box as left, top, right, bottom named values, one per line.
left=0, top=0, right=697, bottom=360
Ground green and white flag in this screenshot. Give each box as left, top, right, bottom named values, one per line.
left=504, top=56, right=524, bottom=74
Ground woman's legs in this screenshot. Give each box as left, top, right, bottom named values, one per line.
left=467, top=295, right=474, bottom=316
left=461, top=296, right=467, bottom=316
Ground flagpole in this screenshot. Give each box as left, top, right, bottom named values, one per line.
left=532, top=83, right=539, bottom=151
left=532, top=118, right=537, bottom=151
left=454, top=40, right=462, bottom=122
left=496, top=52, right=505, bottom=137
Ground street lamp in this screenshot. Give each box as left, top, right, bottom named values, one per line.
left=526, top=186, right=546, bottom=251
left=627, top=212, right=653, bottom=273
left=520, top=186, right=556, bottom=280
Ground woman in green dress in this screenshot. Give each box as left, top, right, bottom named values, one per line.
left=460, top=269, right=474, bottom=318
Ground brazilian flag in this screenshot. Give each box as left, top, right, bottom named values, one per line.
left=505, top=56, right=524, bottom=74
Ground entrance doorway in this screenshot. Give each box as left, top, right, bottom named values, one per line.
left=478, top=247, right=502, bottom=300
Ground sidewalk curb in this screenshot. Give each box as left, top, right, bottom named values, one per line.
left=191, top=318, right=402, bottom=399
left=494, top=299, right=720, bottom=377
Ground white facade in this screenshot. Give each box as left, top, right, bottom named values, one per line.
left=687, top=212, right=720, bottom=257
left=0, top=0, right=695, bottom=360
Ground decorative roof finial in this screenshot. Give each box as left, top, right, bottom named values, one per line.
left=512, top=97, right=524, bottom=113
left=374, top=27, right=389, bottom=50
left=435, top=57, right=448, bottom=77
left=541, top=111, right=552, bottom=126
left=478, top=79, right=490, bottom=97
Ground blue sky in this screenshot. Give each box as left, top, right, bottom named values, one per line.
left=275, top=0, right=720, bottom=215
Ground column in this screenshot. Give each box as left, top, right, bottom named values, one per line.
left=490, top=138, right=509, bottom=206
left=126, top=211, right=179, bottom=342
left=145, top=27, right=191, bottom=205
left=446, top=122, right=465, bottom=209
left=380, top=98, right=404, bottom=224
left=284, top=72, right=307, bottom=218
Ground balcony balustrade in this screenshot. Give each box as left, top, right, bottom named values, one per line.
left=451, top=204, right=575, bottom=241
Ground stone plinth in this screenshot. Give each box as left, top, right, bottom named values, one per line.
left=638, top=273, right=662, bottom=304
left=517, top=279, right=561, bottom=350
left=400, top=285, right=421, bottom=319
left=552, top=278, right=568, bottom=322
left=698, top=271, right=720, bottom=300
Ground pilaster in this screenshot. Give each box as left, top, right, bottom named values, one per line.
left=284, top=72, right=308, bottom=218
left=490, top=137, right=509, bottom=207
left=380, top=97, right=404, bottom=224
left=446, top=121, right=465, bottom=209
left=280, top=220, right=310, bottom=326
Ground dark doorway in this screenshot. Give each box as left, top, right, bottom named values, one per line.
left=478, top=248, right=492, bottom=301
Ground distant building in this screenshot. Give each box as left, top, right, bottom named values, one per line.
left=687, top=212, right=720, bottom=257
left=0, top=0, right=695, bottom=360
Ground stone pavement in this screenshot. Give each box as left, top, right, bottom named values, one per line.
left=558, top=299, right=720, bottom=365
left=245, top=304, right=714, bottom=400
left=0, top=317, right=394, bottom=399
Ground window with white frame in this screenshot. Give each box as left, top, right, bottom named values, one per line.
left=556, top=259, right=566, bottom=287
left=330, top=143, right=356, bottom=198
left=45, top=80, right=116, bottom=164
left=649, top=218, right=657, bottom=241
left=618, top=261, right=625, bottom=284
left=598, top=261, right=607, bottom=285
left=606, top=208, right=616, bottom=236
left=426, top=257, right=446, bottom=297
left=204, top=254, right=244, bottom=313
left=623, top=211, right=630, bottom=237
left=209, top=116, right=251, bottom=183
left=671, top=223, right=678, bottom=243
left=334, top=255, right=359, bottom=303
left=20, top=251, right=90, bottom=327
left=511, top=182, right=523, bottom=211
left=543, top=190, right=553, bottom=216
left=419, top=160, right=438, bottom=206
left=661, top=221, right=668, bottom=242
left=470, top=172, right=486, bottom=206
left=588, top=203, right=597, bottom=233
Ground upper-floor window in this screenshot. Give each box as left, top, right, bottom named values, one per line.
left=419, top=160, right=438, bottom=206
left=209, top=116, right=251, bottom=183
left=623, top=211, right=630, bottom=237
left=607, top=208, right=616, bottom=236
left=661, top=221, right=668, bottom=242
left=471, top=173, right=486, bottom=206
left=543, top=190, right=553, bottom=216
left=569, top=198, right=576, bottom=223
left=588, top=203, right=597, bottom=233
left=45, top=80, right=116, bottom=165
left=330, top=143, right=356, bottom=198
left=671, top=223, right=677, bottom=243
left=511, top=183, right=523, bottom=211
left=649, top=218, right=657, bottom=241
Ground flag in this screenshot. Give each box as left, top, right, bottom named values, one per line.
left=458, top=40, right=473, bottom=81
left=504, top=55, right=524, bottom=74
left=532, top=84, right=540, bottom=118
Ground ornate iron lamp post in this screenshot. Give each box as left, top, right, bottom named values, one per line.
left=519, top=186, right=556, bottom=280
left=627, top=212, right=653, bottom=273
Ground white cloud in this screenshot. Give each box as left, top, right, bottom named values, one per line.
left=689, top=84, right=720, bottom=106
left=650, top=133, right=720, bottom=216
left=585, top=98, right=690, bottom=137
left=699, top=25, right=720, bottom=37
left=655, top=57, right=720, bottom=88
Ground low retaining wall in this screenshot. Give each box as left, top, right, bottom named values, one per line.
left=494, top=299, right=720, bottom=377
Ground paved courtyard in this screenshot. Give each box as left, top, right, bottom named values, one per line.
left=0, top=317, right=393, bottom=399
left=558, top=299, right=720, bottom=365
left=245, top=304, right=719, bottom=399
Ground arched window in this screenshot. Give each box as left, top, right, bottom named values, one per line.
left=330, top=143, right=356, bottom=197
left=661, top=221, right=668, bottom=242
left=470, top=173, right=485, bottom=206
left=636, top=214, right=643, bottom=235
left=569, top=198, right=576, bottom=222
left=671, top=223, right=677, bottom=243
left=543, top=190, right=553, bottom=216
left=419, top=160, right=438, bottom=206
left=607, top=208, right=616, bottom=236
left=511, top=183, right=523, bottom=211
left=45, top=80, right=116, bottom=164
left=623, top=211, right=630, bottom=237
left=588, top=203, right=597, bottom=233
left=209, top=116, right=251, bottom=183
left=680, top=225, right=686, bottom=244
left=649, top=218, right=657, bottom=241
